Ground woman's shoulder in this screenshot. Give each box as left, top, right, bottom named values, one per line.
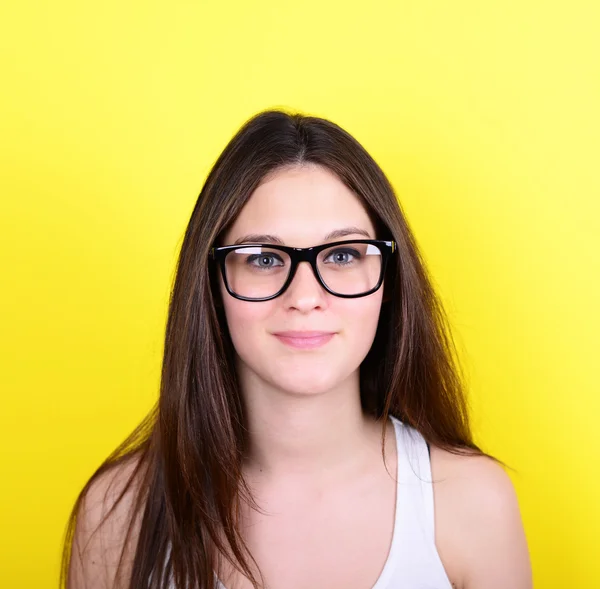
left=429, top=444, right=532, bottom=589
left=67, top=453, right=146, bottom=589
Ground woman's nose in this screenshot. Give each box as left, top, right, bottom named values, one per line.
left=283, top=261, right=327, bottom=308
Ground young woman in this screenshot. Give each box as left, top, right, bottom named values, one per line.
left=62, top=109, right=532, bottom=589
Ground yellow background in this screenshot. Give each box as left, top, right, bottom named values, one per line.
left=1, top=1, right=598, bottom=587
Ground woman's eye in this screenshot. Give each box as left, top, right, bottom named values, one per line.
left=247, top=254, right=283, bottom=268
left=325, top=249, right=360, bottom=265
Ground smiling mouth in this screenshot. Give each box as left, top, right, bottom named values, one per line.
left=272, top=332, right=335, bottom=350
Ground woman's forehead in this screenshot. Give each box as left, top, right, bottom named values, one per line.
left=224, top=166, right=375, bottom=245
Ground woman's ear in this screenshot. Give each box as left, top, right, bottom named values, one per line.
left=209, top=268, right=224, bottom=308
left=212, top=283, right=224, bottom=308
left=381, top=276, right=393, bottom=303
left=381, top=253, right=397, bottom=304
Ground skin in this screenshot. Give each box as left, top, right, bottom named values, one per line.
left=68, top=163, right=532, bottom=589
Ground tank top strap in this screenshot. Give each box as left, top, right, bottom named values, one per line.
left=389, top=415, right=436, bottom=541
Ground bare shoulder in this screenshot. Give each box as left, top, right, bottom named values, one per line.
left=429, top=444, right=533, bottom=589
left=67, top=453, right=146, bottom=589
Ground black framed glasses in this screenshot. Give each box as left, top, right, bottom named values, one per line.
left=210, top=239, right=396, bottom=302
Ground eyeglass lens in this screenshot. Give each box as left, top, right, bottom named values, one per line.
left=224, top=242, right=383, bottom=298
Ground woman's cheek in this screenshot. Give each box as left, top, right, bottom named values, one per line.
left=223, top=302, right=272, bottom=356
left=347, top=299, right=384, bottom=358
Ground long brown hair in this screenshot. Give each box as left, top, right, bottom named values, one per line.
left=60, top=107, right=500, bottom=589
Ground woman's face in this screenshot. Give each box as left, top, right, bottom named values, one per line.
left=218, top=163, right=384, bottom=396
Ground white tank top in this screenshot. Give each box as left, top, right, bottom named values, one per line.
left=213, top=415, right=454, bottom=589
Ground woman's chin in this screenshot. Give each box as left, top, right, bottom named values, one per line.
left=273, top=374, right=338, bottom=397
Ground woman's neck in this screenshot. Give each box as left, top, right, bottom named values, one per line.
left=239, top=370, right=383, bottom=484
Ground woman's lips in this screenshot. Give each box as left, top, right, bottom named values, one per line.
left=273, top=332, right=335, bottom=350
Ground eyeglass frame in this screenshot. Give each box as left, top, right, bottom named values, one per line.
left=209, top=239, right=397, bottom=302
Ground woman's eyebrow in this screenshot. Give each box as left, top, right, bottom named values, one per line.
left=232, top=226, right=372, bottom=246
